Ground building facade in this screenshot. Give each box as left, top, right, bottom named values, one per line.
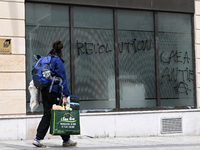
left=0, top=0, right=200, bottom=140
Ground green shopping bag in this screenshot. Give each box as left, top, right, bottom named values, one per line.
left=50, top=109, right=80, bottom=135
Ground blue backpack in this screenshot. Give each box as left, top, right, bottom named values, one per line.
left=32, top=55, right=53, bottom=88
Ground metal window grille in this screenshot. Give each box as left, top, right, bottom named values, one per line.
left=161, top=118, right=182, bottom=134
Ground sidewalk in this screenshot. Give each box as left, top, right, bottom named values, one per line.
left=1, top=136, right=200, bottom=150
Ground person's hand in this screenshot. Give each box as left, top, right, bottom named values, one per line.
left=63, top=96, right=67, bottom=105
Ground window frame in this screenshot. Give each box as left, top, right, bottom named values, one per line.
left=25, top=1, right=196, bottom=114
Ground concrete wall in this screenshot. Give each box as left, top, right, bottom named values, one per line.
left=0, top=110, right=200, bottom=140
left=0, top=0, right=26, bottom=115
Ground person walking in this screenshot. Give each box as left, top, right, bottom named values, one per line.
left=32, top=40, right=77, bottom=147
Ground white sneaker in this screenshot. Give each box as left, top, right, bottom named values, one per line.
left=32, top=139, right=46, bottom=148
left=63, top=139, right=77, bottom=147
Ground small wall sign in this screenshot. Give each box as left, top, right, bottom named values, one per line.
left=0, top=39, right=11, bottom=54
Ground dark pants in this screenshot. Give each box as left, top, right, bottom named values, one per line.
left=36, top=88, right=70, bottom=141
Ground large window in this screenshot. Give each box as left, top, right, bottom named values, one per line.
left=26, top=3, right=70, bottom=112
left=25, top=3, right=195, bottom=112
left=74, top=7, right=115, bottom=110
left=158, top=12, right=194, bottom=106
left=118, top=10, right=156, bottom=108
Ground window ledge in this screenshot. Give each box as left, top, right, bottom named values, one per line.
left=80, top=109, right=200, bottom=116
left=0, top=109, right=200, bottom=119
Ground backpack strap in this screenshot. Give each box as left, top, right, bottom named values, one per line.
left=49, top=54, right=59, bottom=70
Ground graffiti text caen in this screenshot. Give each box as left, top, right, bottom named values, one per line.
left=160, top=50, right=193, bottom=95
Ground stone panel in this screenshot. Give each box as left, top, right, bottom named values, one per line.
left=196, top=1, right=200, bottom=15
left=197, top=88, right=200, bottom=108
left=197, top=59, right=200, bottom=73
left=12, top=37, right=25, bottom=54
left=198, top=74, right=200, bottom=88
left=80, top=115, right=115, bottom=138
left=0, top=19, right=25, bottom=37
left=0, top=55, right=25, bottom=72
left=115, top=113, right=158, bottom=137
left=0, top=90, right=26, bottom=115
left=196, top=45, right=200, bottom=58
left=0, top=73, right=25, bottom=89
left=26, top=117, right=60, bottom=140
left=26, top=118, right=40, bottom=140
left=196, top=30, right=200, bottom=44
left=196, top=15, right=200, bottom=30
left=0, top=2, right=24, bottom=19
left=0, top=119, right=26, bottom=140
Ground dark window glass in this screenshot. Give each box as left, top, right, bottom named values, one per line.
left=158, top=12, right=194, bottom=106
left=25, top=3, right=195, bottom=112
left=25, top=3, right=70, bottom=112
left=118, top=10, right=156, bottom=108
left=74, top=6, right=116, bottom=110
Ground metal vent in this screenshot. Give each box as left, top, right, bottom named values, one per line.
left=161, top=118, right=182, bottom=134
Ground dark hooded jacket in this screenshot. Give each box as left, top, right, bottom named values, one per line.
left=46, top=55, right=71, bottom=97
